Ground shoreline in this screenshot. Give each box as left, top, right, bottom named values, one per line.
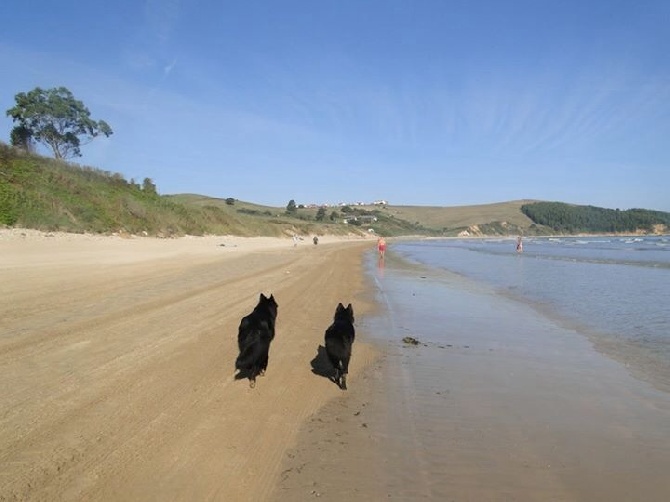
left=278, top=246, right=670, bottom=500
left=360, top=249, right=670, bottom=500
left=389, top=235, right=670, bottom=395
left=0, top=229, right=380, bottom=501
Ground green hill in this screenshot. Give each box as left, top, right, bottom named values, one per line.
left=0, top=144, right=370, bottom=237
left=521, top=201, right=670, bottom=234
left=1, top=143, right=668, bottom=237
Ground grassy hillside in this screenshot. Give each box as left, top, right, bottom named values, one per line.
left=165, top=195, right=436, bottom=237
left=4, top=143, right=665, bottom=237
left=0, top=144, right=235, bottom=236
left=0, top=144, right=364, bottom=237
left=0, top=145, right=336, bottom=237
left=380, top=200, right=540, bottom=236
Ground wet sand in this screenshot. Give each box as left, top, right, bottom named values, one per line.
left=275, top=253, right=670, bottom=501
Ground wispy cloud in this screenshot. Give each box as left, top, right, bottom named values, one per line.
left=163, top=59, right=177, bottom=77
left=122, top=0, right=181, bottom=77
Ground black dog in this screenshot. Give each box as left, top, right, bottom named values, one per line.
left=235, top=293, right=278, bottom=388
left=324, top=303, right=355, bottom=390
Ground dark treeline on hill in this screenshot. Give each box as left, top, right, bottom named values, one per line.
left=521, top=202, right=670, bottom=234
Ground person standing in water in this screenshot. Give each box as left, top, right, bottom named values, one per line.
left=377, top=236, right=387, bottom=259
left=516, top=235, right=523, bottom=253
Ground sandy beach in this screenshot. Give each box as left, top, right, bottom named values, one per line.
left=3, top=230, right=670, bottom=501
left=0, top=229, right=378, bottom=501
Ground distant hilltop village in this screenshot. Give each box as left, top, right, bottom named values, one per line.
left=301, top=200, right=388, bottom=209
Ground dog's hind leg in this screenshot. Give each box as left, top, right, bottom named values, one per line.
left=334, top=362, right=347, bottom=390
left=248, top=364, right=259, bottom=388
left=259, top=352, right=269, bottom=377
left=340, top=355, right=351, bottom=390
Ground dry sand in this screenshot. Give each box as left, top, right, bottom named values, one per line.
left=0, top=229, right=378, bottom=501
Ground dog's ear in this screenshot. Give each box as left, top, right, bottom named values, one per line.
left=269, top=294, right=276, bottom=303
left=260, top=293, right=267, bottom=301
left=346, top=303, right=353, bottom=314
left=336, top=302, right=345, bottom=311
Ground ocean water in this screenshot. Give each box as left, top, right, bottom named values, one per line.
left=382, top=236, right=670, bottom=388
left=360, top=236, right=670, bottom=499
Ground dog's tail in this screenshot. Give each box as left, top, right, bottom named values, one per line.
left=235, top=347, right=253, bottom=370
left=235, top=342, right=261, bottom=371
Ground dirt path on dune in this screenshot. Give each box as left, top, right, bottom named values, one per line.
left=0, top=240, right=376, bottom=501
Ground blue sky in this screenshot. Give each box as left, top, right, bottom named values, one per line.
left=1, top=0, right=668, bottom=210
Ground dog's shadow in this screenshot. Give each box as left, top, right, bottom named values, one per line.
left=310, top=344, right=341, bottom=389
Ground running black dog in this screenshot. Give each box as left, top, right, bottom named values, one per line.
left=235, top=293, right=278, bottom=388
left=324, top=303, right=355, bottom=390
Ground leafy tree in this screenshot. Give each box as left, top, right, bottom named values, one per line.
left=225, top=197, right=235, bottom=205
left=329, top=210, right=338, bottom=221
left=6, top=86, right=113, bottom=159
left=142, top=178, right=157, bottom=195
left=9, top=125, right=34, bottom=152
left=286, top=199, right=297, bottom=213
left=315, top=207, right=326, bottom=221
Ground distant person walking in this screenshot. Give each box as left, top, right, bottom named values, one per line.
left=516, top=235, right=523, bottom=253
left=313, top=236, right=319, bottom=245
left=293, top=234, right=299, bottom=247
left=377, top=237, right=387, bottom=259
